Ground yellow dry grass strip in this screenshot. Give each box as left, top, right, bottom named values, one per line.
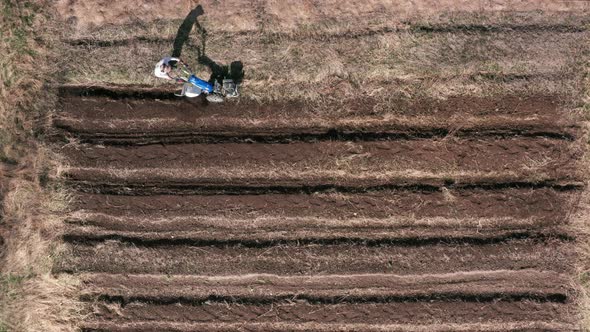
left=57, top=0, right=590, bottom=34
left=574, top=49, right=590, bottom=331
left=67, top=212, right=543, bottom=231
left=82, top=269, right=569, bottom=282
left=56, top=2, right=590, bottom=102
left=1, top=149, right=83, bottom=331
left=0, top=1, right=82, bottom=331
left=61, top=27, right=588, bottom=103
left=65, top=166, right=567, bottom=185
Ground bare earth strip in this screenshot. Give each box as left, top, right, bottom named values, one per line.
left=86, top=302, right=574, bottom=326
left=54, top=93, right=579, bottom=144
left=79, top=271, right=577, bottom=330
left=61, top=137, right=583, bottom=193
left=81, top=270, right=574, bottom=303
left=64, top=169, right=582, bottom=194
left=71, top=189, right=575, bottom=220
left=64, top=187, right=576, bottom=242
left=62, top=139, right=580, bottom=171
left=63, top=215, right=570, bottom=244
left=55, top=240, right=575, bottom=276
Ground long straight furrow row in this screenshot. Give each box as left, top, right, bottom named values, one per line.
left=63, top=215, right=570, bottom=244
left=61, top=135, right=582, bottom=194
left=55, top=92, right=578, bottom=145
left=81, top=270, right=573, bottom=303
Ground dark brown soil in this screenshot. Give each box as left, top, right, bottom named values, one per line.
left=56, top=87, right=585, bottom=330
left=63, top=138, right=579, bottom=170
left=82, top=270, right=573, bottom=303
left=62, top=137, right=583, bottom=193
left=72, top=189, right=574, bottom=220
left=81, top=271, right=576, bottom=329
left=58, top=89, right=567, bottom=119
left=55, top=92, right=579, bottom=144
left=66, top=173, right=583, bottom=195
left=65, top=187, right=577, bottom=243
left=56, top=239, right=576, bottom=276
left=88, top=301, right=574, bottom=325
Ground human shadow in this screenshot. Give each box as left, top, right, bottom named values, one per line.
left=172, top=5, right=244, bottom=86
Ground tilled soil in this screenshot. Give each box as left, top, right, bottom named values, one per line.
left=62, top=137, right=582, bottom=193
left=56, top=239, right=575, bottom=276
left=63, top=138, right=578, bottom=170
left=55, top=92, right=578, bottom=144
left=88, top=301, right=573, bottom=325
left=82, top=270, right=572, bottom=302
left=58, top=76, right=584, bottom=331
left=66, top=188, right=576, bottom=244
left=72, top=189, right=573, bottom=220
left=78, top=270, right=576, bottom=329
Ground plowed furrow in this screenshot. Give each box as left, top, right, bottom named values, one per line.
left=56, top=93, right=577, bottom=144
left=86, top=301, right=573, bottom=325
left=66, top=177, right=584, bottom=196
left=63, top=216, right=567, bottom=244
left=72, top=189, right=574, bottom=220
left=79, top=321, right=578, bottom=332
left=62, top=231, right=570, bottom=247
left=55, top=240, right=575, bottom=275
left=56, top=90, right=566, bottom=117
left=64, top=139, right=576, bottom=170
left=81, top=271, right=573, bottom=304
left=61, top=138, right=581, bottom=192
left=55, top=119, right=576, bottom=144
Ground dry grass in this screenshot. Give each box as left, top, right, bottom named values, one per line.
left=0, top=148, right=83, bottom=331
left=0, top=1, right=39, bottom=164
left=58, top=10, right=589, bottom=107
left=57, top=0, right=590, bottom=33
left=570, top=188, right=590, bottom=331
left=577, top=46, right=590, bottom=332
left=68, top=211, right=547, bottom=232
left=65, top=165, right=569, bottom=187
left=0, top=1, right=81, bottom=331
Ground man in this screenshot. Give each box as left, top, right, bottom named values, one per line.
left=153, top=57, right=186, bottom=81
left=154, top=56, right=216, bottom=99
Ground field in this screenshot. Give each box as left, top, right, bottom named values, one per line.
left=6, top=0, right=589, bottom=330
